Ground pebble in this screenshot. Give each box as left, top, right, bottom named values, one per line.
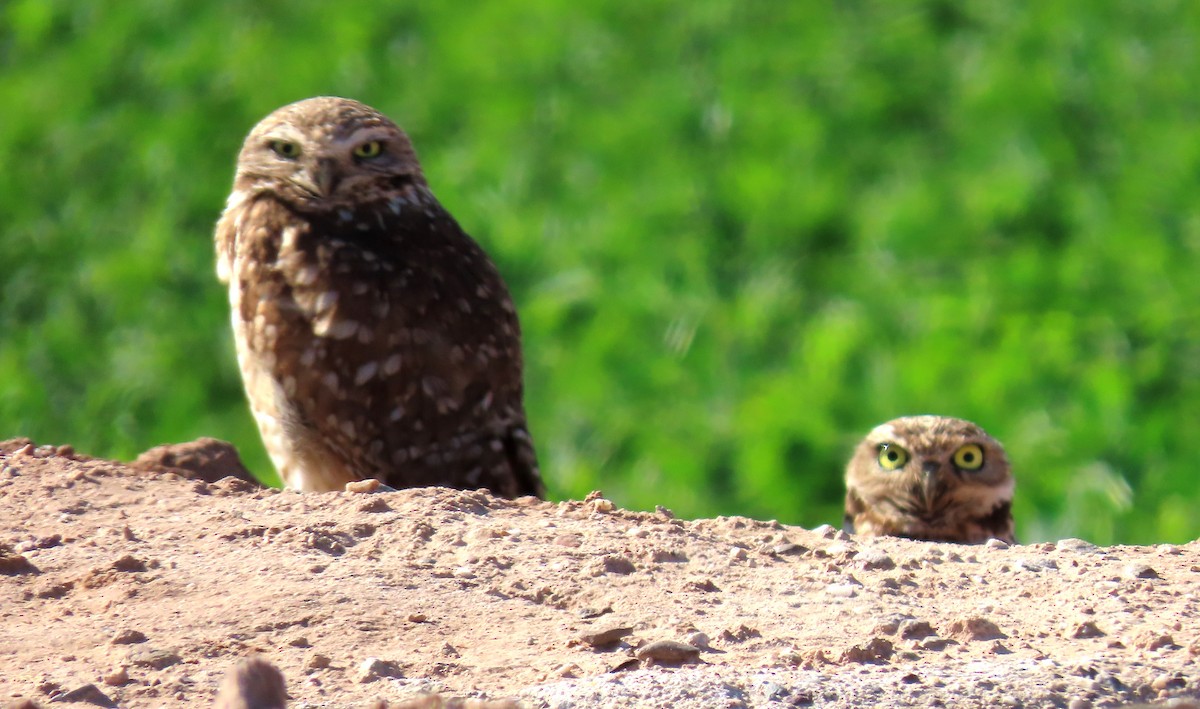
left=600, top=555, right=636, bottom=575
left=579, top=626, right=632, bottom=648
left=1055, top=538, right=1099, bottom=553
left=356, top=657, right=402, bottom=683
left=1124, top=563, right=1159, bottom=580
left=127, top=647, right=182, bottom=669
left=1135, top=630, right=1175, bottom=651
left=1067, top=698, right=1092, bottom=709
left=825, top=583, right=859, bottom=598
left=1151, top=673, right=1185, bottom=691
left=102, top=667, right=129, bottom=687
left=343, top=478, right=381, bottom=493
left=945, top=617, right=1005, bottom=641
left=305, top=653, right=331, bottom=670
left=110, top=629, right=147, bottom=645
left=1068, top=621, right=1105, bottom=639
left=854, top=549, right=895, bottom=571
left=111, top=555, right=147, bottom=573
left=898, top=620, right=935, bottom=639
left=635, top=640, right=700, bottom=664
left=53, top=683, right=115, bottom=706
left=985, top=539, right=1009, bottom=550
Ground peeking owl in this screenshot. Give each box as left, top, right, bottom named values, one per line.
left=843, top=415, right=1015, bottom=544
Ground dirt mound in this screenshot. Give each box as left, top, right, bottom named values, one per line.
left=1, top=439, right=1197, bottom=707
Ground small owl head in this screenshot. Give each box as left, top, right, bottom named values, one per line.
left=843, top=415, right=1015, bottom=543
left=230, top=97, right=427, bottom=210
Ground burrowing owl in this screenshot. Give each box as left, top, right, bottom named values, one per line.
left=843, top=415, right=1014, bottom=543
left=214, top=97, right=542, bottom=497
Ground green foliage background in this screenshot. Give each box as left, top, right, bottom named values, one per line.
left=2, top=2, right=1198, bottom=545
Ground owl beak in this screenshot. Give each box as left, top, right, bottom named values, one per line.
left=310, top=158, right=339, bottom=197
left=290, top=159, right=339, bottom=199
left=920, top=461, right=941, bottom=505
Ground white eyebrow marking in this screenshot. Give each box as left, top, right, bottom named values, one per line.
left=332, top=127, right=396, bottom=148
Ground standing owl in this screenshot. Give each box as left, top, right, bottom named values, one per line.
left=214, top=97, right=542, bottom=498
left=843, top=415, right=1014, bottom=544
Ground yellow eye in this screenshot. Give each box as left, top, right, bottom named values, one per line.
left=353, top=141, right=383, bottom=159
left=953, top=444, right=985, bottom=471
left=269, top=140, right=300, bottom=158
left=877, top=443, right=910, bottom=471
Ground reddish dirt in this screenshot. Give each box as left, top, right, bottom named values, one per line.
left=1, top=438, right=1199, bottom=708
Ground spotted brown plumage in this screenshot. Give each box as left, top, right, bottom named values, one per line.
left=843, top=415, right=1014, bottom=544
left=215, top=97, right=542, bottom=497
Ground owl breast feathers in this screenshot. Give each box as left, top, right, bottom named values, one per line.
left=843, top=415, right=1015, bottom=544
left=215, top=96, right=542, bottom=498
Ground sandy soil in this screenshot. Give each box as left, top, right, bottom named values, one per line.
left=1, top=437, right=1198, bottom=708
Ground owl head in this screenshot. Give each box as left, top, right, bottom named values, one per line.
left=843, top=415, right=1015, bottom=543
left=230, top=96, right=427, bottom=210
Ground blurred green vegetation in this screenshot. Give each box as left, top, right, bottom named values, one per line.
left=2, top=1, right=1198, bottom=545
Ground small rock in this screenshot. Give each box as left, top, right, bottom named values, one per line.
left=110, top=630, right=147, bottom=645
left=600, top=555, right=636, bottom=575
left=985, top=538, right=1009, bottom=549
left=1067, top=700, right=1092, bottom=709
left=35, top=582, right=72, bottom=599
left=357, top=497, right=392, bottom=513
left=1124, top=563, right=1159, bottom=580
left=0, top=553, right=39, bottom=576
left=825, top=583, right=859, bottom=598
left=111, top=555, right=147, bottom=573
left=1069, top=621, right=1105, bottom=639
left=728, top=547, right=748, bottom=561
left=101, top=667, right=129, bottom=687
left=356, top=657, right=403, bottom=683
left=1151, top=673, right=1186, bottom=691
left=407, top=613, right=427, bottom=623
left=825, top=542, right=856, bottom=556
left=590, top=498, right=615, bottom=514
left=1014, top=557, right=1057, bottom=572
left=132, top=438, right=259, bottom=485
left=854, top=549, right=895, bottom=570
left=635, top=640, right=700, bottom=664
left=1056, top=538, right=1098, bottom=553
left=684, top=578, right=720, bottom=592
left=343, top=478, right=381, bottom=494
left=287, top=636, right=310, bottom=648
left=52, top=683, right=115, bottom=707
left=720, top=625, right=761, bottom=643
left=686, top=631, right=710, bottom=649
left=898, top=620, right=935, bottom=639
left=840, top=637, right=893, bottom=664
left=305, top=653, right=331, bottom=670
left=579, top=626, right=633, bottom=648
left=1134, top=630, right=1176, bottom=651
left=127, top=647, right=182, bottom=670
left=945, top=617, right=1006, bottom=641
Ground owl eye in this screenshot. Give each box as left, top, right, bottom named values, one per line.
left=953, top=444, right=985, bottom=470
left=876, top=443, right=910, bottom=471
left=269, top=140, right=301, bottom=159
left=353, top=141, right=384, bottom=159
